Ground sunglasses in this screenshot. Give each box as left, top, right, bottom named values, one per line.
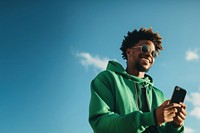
left=131, top=45, right=159, bottom=58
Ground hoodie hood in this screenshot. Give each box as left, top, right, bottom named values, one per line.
left=106, top=60, right=154, bottom=86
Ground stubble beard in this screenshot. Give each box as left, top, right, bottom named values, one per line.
left=135, top=61, right=151, bottom=73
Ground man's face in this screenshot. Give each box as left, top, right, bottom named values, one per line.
left=127, top=40, right=156, bottom=72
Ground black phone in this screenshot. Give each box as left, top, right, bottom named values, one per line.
left=170, top=86, right=187, bottom=103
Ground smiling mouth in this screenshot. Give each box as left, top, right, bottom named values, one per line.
left=141, top=58, right=151, bottom=64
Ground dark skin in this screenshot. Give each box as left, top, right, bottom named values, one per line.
left=126, top=40, right=187, bottom=127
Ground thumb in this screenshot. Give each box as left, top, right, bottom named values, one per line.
left=161, top=100, right=170, bottom=107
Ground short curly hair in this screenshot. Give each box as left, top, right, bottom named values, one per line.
left=120, top=28, right=163, bottom=60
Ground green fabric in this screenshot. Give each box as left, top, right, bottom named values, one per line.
left=89, top=60, right=184, bottom=133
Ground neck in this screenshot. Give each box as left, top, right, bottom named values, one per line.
left=126, top=67, right=145, bottom=78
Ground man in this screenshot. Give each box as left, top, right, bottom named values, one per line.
left=89, top=28, right=187, bottom=133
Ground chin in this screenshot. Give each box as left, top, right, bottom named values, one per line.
left=136, top=64, right=151, bottom=72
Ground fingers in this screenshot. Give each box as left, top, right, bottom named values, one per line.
left=161, top=100, right=170, bottom=106
left=173, top=112, right=186, bottom=126
left=163, top=109, right=177, bottom=122
left=177, top=106, right=187, bottom=120
left=179, top=102, right=187, bottom=109
left=164, top=103, right=181, bottom=115
left=164, top=106, right=178, bottom=121
left=179, top=111, right=186, bottom=120
left=156, top=101, right=180, bottom=125
left=167, top=102, right=181, bottom=109
left=156, top=100, right=186, bottom=126
left=173, top=103, right=187, bottom=126
left=161, top=100, right=181, bottom=109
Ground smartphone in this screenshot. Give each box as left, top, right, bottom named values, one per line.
left=170, top=86, right=187, bottom=103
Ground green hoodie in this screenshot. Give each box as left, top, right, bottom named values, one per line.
left=89, top=61, right=184, bottom=133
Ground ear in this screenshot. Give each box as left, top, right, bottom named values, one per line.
left=126, top=48, right=132, bottom=59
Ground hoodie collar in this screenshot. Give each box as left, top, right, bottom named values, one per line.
left=106, top=60, right=154, bottom=86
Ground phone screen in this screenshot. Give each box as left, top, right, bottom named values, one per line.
left=170, top=86, right=187, bottom=103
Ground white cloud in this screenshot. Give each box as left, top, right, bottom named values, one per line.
left=186, top=92, right=200, bottom=106
left=186, top=92, right=200, bottom=119
left=190, top=107, right=200, bottom=119
left=185, top=126, right=195, bottom=133
left=76, top=52, right=112, bottom=71
left=185, top=49, right=199, bottom=61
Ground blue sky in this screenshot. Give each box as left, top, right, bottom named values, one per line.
left=1, top=0, right=200, bottom=133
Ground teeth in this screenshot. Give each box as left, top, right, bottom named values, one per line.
left=142, top=58, right=150, bottom=63
left=145, top=59, right=149, bottom=63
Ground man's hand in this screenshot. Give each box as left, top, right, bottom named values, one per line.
left=173, top=102, right=187, bottom=127
left=156, top=100, right=181, bottom=125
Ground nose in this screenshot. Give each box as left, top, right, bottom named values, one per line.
left=145, top=49, right=152, bottom=57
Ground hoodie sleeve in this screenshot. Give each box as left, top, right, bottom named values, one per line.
left=156, top=122, right=184, bottom=133
left=89, top=72, right=157, bottom=133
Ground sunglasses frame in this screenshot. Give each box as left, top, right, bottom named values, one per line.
left=131, top=45, right=159, bottom=58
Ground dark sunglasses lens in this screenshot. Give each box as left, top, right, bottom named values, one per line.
left=142, top=45, right=158, bottom=58
left=142, top=45, right=149, bottom=53
left=152, top=51, right=158, bottom=58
